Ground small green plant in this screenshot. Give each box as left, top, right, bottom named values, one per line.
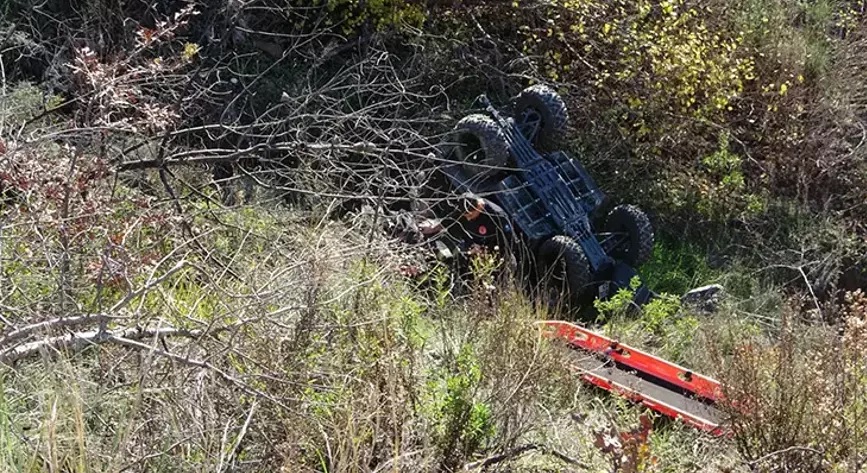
left=694, top=131, right=767, bottom=221
left=595, top=277, right=699, bottom=362
left=428, top=262, right=454, bottom=310
left=594, top=276, right=644, bottom=321
left=640, top=294, right=685, bottom=336
left=424, top=344, right=496, bottom=471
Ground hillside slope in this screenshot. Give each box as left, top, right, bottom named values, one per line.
left=1, top=1, right=866, bottom=471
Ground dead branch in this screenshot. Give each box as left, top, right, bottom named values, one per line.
left=114, top=140, right=426, bottom=171
left=0, top=318, right=293, bottom=409
left=0, top=313, right=110, bottom=348
left=745, top=446, right=830, bottom=469
left=0, top=324, right=207, bottom=364
left=217, top=400, right=258, bottom=472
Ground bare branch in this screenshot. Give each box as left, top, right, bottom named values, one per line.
left=0, top=313, right=110, bottom=348
left=0, top=324, right=206, bottom=364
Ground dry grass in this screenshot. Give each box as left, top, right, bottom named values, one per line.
left=0, top=200, right=568, bottom=472
left=712, top=291, right=867, bottom=472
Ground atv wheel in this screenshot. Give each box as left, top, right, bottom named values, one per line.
left=452, top=114, right=510, bottom=178
left=604, top=205, right=654, bottom=266
left=538, top=235, right=592, bottom=304
left=514, top=85, right=568, bottom=149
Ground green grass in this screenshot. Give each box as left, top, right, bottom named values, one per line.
left=639, top=234, right=721, bottom=296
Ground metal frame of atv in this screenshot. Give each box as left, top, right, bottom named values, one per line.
left=540, top=320, right=728, bottom=436
left=444, top=101, right=610, bottom=268
left=442, top=89, right=655, bottom=303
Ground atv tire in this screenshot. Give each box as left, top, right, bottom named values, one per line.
left=538, top=235, right=592, bottom=303
left=604, top=205, right=654, bottom=266
left=514, top=85, right=569, bottom=149
left=452, top=114, right=510, bottom=178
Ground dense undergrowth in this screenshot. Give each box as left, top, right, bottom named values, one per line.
left=0, top=202, right=738, bottom=472
left=1, top=0, right=867, bottom=471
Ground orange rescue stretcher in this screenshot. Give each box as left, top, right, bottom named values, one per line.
left=539, top=320, right=728, bottom=436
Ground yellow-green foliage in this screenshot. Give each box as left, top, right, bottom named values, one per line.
left=523, top=0, right=754, bottom=130
left=599, top=1, right=752, bottom=121
left=502, top=0, right=866, bottom=225
left=0, top=82, right=63, bottom=125
left=291, top=0, right=426, bottom=35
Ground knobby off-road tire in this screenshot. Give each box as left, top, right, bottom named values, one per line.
left=452, top=114, right=510, bottom=178
left=514, top=84, right=569, bottom=150
left=604, top=205, right=654, bottom=266
left=538, top=235, right=592, bottom=304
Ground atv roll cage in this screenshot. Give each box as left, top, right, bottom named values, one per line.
left=441, top=85, right=656, bottom=307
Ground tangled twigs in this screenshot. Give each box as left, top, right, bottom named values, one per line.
left=107, top=334, right=291, bottom=409
left=462, top=443, right=590, bottom=471
left=0, top=317, right=292, bottom=407
left=744, top=446, right=830, bottom=471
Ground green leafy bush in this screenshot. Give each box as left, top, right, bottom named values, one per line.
left=424, top=344, right=496, bottom=471
left=595, top=278, right=698, bottom=362
left=639, top=236, right=718, bottom=295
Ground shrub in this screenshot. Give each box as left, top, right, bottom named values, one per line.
left=424, top=344, right=495, bottom=471
left=716, top=291, right=867, bottom=471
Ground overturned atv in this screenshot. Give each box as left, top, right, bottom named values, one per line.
left=441, top=85, right=656, bottom=308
